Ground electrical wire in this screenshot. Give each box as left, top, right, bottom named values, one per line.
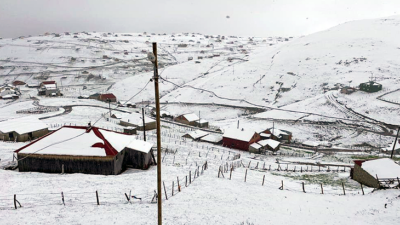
left=158, top=76, right=396, bottom=126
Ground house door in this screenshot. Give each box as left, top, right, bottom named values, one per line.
left=28, top=132, right=33, bottom=140
left=8, top=132, right=14, bottom=140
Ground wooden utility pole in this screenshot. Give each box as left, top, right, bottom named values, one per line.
left=142, top=108, right=146, bottom=141
left=391, top=127, right=400, bottom=159
left=152, top=42, right=162, bottom=225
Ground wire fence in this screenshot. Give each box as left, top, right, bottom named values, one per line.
left=0, top=161, right=209, bottom=210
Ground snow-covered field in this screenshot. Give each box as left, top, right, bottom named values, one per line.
left=1, top=16, right=400, bottom=224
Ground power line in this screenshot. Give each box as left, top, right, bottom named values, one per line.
left=158, top=76, right=390, bottom=126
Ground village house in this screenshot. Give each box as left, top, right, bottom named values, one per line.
left=120, top=113, right=156, bottom=131
left=182, top=130, right=209, bottom=140
left=262, top=128, right=292, bottom=143
left=0, top=84, right=20, bottom=99
left=38, top=81, right=60, bottom=96
left=359, top=81, right=382, bottom=93
left=0, top=117, right=49, bottom=142
left=15, top=126, right=154, bottom=175
left=351, top=158, right=400, bottom=189
left=174, top=113, right=199, bottom=126
left=222, top=129, right=261, bottom=151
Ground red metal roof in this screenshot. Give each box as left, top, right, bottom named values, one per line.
left=99, top=93, right=116, bottom=99
left=41, top=81, right=56, bottom=85
left=14, top=126, right=131, bottom=157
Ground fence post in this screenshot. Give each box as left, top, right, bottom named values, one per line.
left=61, top=192, right=65, bottom=205
left=342, top=182, right=346, bottom=195
left=96, top=191, right=99, bottom=205
left=279, top=180, right=283, bottom=190
left=248, top=161, right=251, bottom=168
left=302, top=182, right=306, bottom=193
left=262, top=175, right=265, bottom=186
left=14, top=194, right=17, bottom=209
left=360, top=184, right=364, bottom=195
left=163, top=181, right=168, bottom=200
left=320, top=184, right=324, bottom=194
left=244, top=169, right=248, bottom=182
left=172, top=181, right=174, bottom=196
left=177, top=177, right=181, bottom=192
left=230, top=167, right=233, bottom=180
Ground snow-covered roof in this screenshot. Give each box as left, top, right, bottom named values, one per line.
left=15, top=126, right=151, bottom=157
left=258, top=139, right=280, bottom=149
left=200, top=134, right=223, bottom=143
left=0, top=117, right=48, bottom=134
left=223, top=129, right=256, bottom=142
left=269, top=128, right=289, bottom=138
left=120, top=113, right=155, bottom=126
left=182, top=113, right=199, bottom=122
left=250, top=143, right=263, bottom=149
left=195, top=119, right=208, bottom=124
left=100, top=129, right=153, bottom=153
left=362, top=158, right=400, bottom=178
left=126, top=139, right=153, bottom=153
left=44, top=84, right=57, bottom=90
left=260, top=133, right=271, bottom=138
left=184, top=130, right=209, bottom=139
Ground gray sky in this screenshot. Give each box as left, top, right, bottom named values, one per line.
left=0, top=0, right=399, bottom=38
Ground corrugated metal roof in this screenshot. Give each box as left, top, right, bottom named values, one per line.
left=223, top=129, right=256, bottom=142
left=0, top=117, right=48, bottom=135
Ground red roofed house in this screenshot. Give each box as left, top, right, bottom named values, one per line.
left=38, top=81, right=60, bottom=96
left=15, top=126, right=154, bottom=175
left=99, top=93, right=117, bottom=102
left=222, top=129, right=261, bottom=151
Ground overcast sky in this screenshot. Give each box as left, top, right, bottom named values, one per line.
left=0, top=0, right=399, bottom=38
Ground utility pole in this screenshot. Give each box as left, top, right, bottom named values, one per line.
left=107, top=99, right=111, bottom=117
left=391, top=127, right=400, bottom=159
left=198, top=111, right=201, bottom=128
left=142, top=107, right=146, bottom=141
left=150, top=42, right=162, bottom=225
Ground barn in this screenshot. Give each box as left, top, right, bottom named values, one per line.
left=15, top=126, right=154, bottom=175
left=120, top=113, right=156, bottom=131
left=222, top=129, right=260, bottom=151
left=0, top=117, right=49, bottom=142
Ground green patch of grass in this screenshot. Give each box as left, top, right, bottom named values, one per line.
left=272, top=172, right=359, bottom=189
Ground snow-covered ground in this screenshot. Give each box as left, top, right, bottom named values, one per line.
left=1, top=16, right=400, bottom=224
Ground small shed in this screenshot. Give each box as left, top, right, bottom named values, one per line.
left=182, top=130, right=209, bottom=140
left=123, top=140, right=154, bottom=170
left=193, top=119, right=209, bottom=128
left=99, top=93, right=117, bottom=102
left=351, top=158, right=400, bottom=188
left=249, top=143, right=263, bottom=154
left=0, top=117, right=49, bottom=142
left=359, top=81, right=382, bottom=93
left=174, top=113, right=199, bottom=126
left=258, top=139, right=281, bottom=151
left=263, top=128, right=292, bottom=143
left=200, top=134, right=223, bottom=144
left=222, top=129, right=261, bottom=151
left=38, top=81, right=60, bottom=96
left=120, top=113, right=156, bottom=131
